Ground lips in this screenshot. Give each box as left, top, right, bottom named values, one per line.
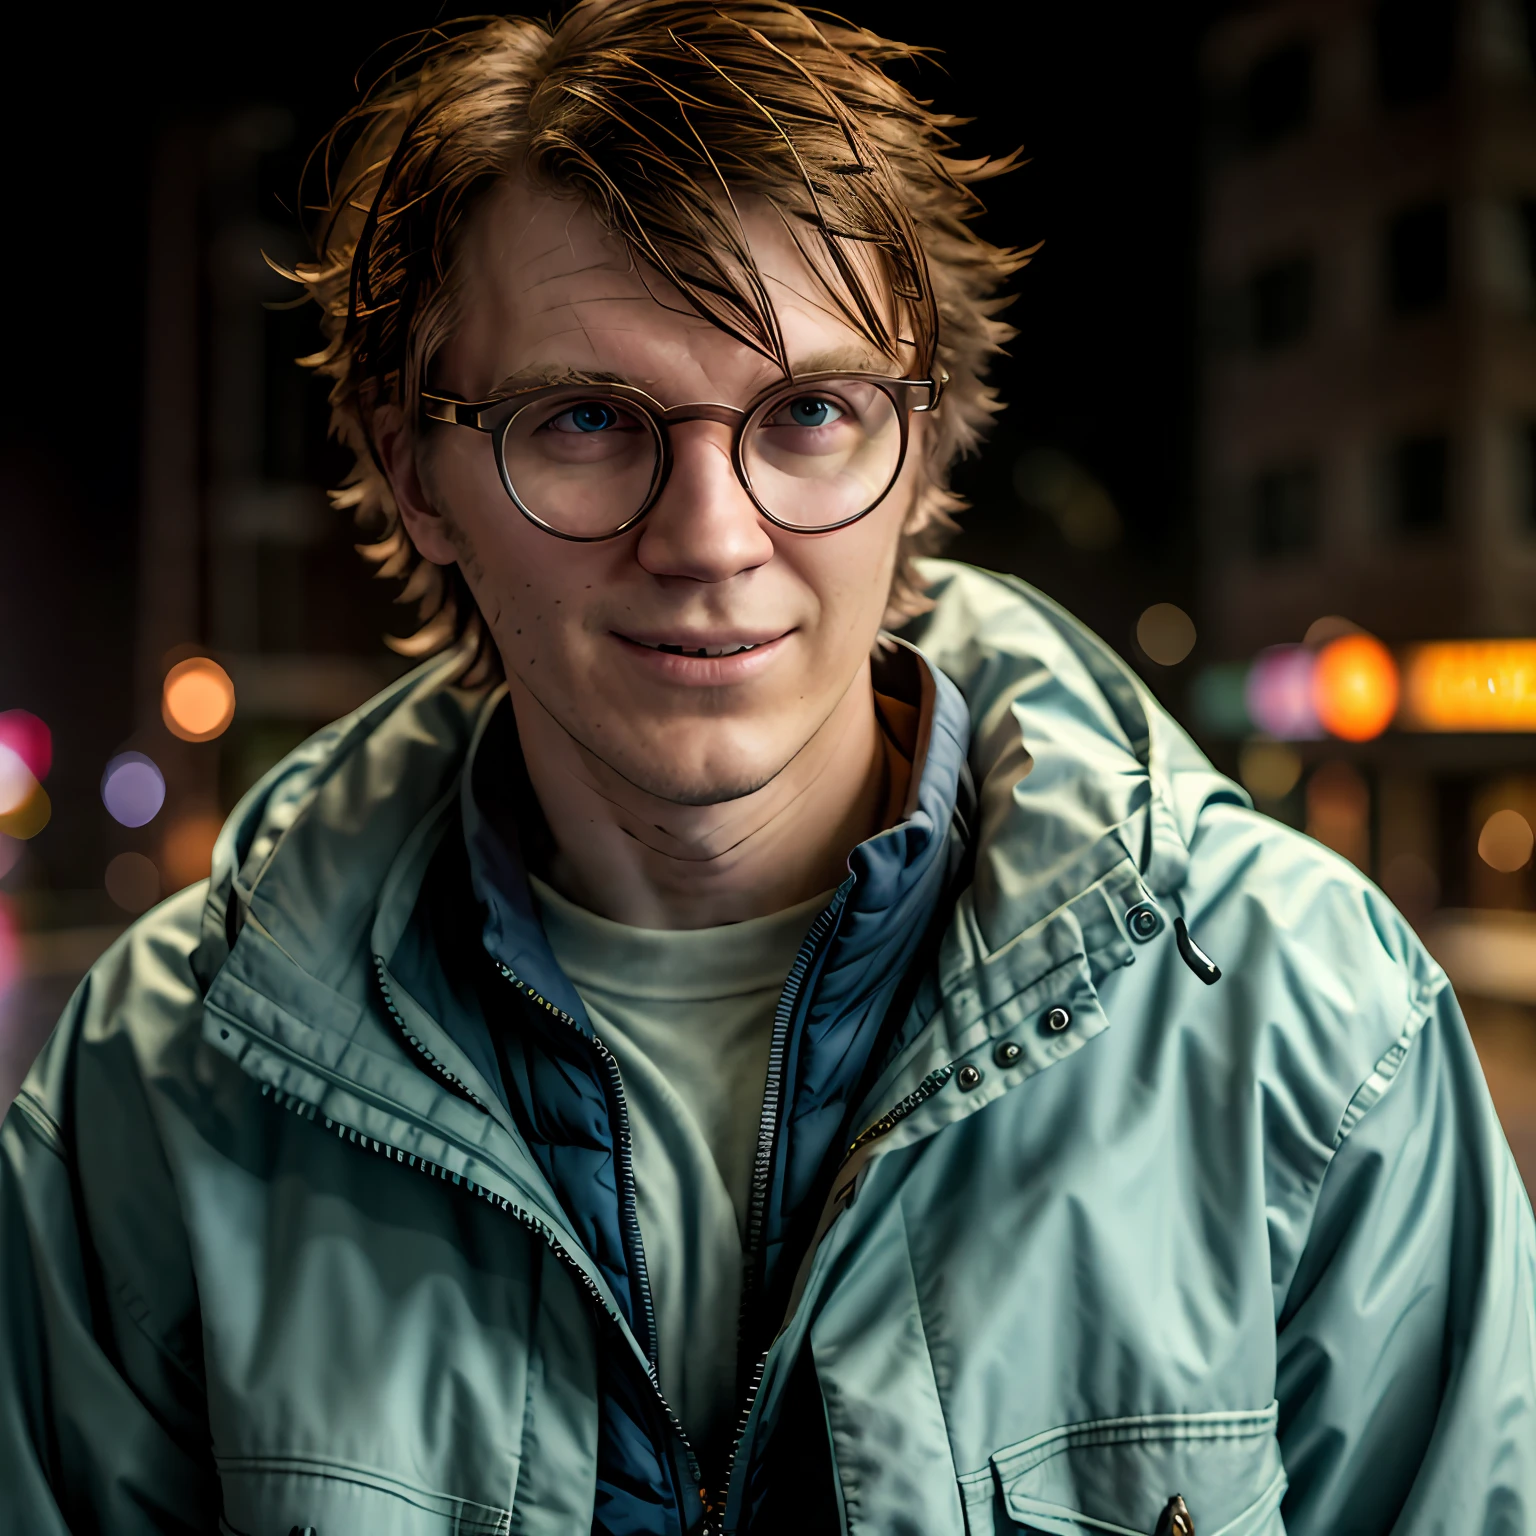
left=636, top=640, right=761, bottom=658
left=612, top=628, right=791, bottom=684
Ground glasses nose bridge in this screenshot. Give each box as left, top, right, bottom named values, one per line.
left=656, top=400, right=747, bottom=430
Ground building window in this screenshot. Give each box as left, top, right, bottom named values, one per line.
left=1241, top=41, right=1313, bottom=148
left=1386, top=432, right=1450, bottom=533
left=1374, top=0, right=1457, bottom=107
left=1387, top=202, right=1450, bottom=314
left=1253, top=463, right=1320, bottom=557
left=1250, top=256, right=1316, bottom=350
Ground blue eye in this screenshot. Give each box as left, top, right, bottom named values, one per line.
left=785, top=397, right=843, bottom=428
left=564, top=403, right=620, bottom=433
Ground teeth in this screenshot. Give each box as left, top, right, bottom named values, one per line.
left=651, top=642, right=759, bottom=657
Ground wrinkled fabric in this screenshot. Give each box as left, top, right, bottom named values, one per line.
left=0, top=560, right=1531, bottom=1536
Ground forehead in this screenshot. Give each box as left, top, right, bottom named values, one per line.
left=441, top=178, right=899, bottom=396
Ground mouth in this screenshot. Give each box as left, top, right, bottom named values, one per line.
left=633, top=640, right=765, bottom=659
left=612, top=628, right=791, bottom=683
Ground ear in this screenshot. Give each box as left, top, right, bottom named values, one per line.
left=373, top=403, right=459, bottom=567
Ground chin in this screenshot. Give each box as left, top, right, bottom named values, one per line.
left=617, top=758, right=780, bottom=808
left=595, top=730, right=792, bottom=807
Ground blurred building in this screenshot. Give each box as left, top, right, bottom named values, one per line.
left=1200, top=0, right=1536, bottom=1175
left=137, top=110, right=407, bottom=893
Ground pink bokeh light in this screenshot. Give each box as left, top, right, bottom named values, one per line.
left=0, top=711, right=51, bottom=782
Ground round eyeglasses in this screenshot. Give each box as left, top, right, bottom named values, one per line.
left=420, top=369, right=945, bottom=542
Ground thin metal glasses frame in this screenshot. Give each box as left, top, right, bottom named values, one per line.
left=420, top=369, right=946, bottom=542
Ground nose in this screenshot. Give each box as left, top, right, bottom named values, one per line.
left=633, top=420, right=775, bottom=583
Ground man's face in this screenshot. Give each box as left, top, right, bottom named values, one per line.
left=398, top=181, right=926, bottom=806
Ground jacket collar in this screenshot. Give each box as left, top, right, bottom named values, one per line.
left=455, top=638, right=973, bottom=1039
left=195, top=562, right=1246, bottom=1224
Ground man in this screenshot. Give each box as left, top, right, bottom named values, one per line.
left=3, top=3, right=1533, bottom=1532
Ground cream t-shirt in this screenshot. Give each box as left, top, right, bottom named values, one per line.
left=528, top=875, right=833, bottom=1467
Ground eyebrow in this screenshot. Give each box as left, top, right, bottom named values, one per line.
left=486, top=365, right=632, bottom=395
left=483, top=346, right=904, bottom=402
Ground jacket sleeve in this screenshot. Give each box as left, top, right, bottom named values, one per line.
left=0, top=923, right=219, bottom=1534
left=1275, top=974, right=1536, bottom=1532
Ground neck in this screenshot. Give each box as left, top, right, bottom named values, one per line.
left=506, top=665, right=906, bottom=929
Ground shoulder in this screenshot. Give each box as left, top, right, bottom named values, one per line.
left=3, top=885, right=215, bottom=1386
left=1183, top=798, right=1444, bottom=1086
left=1175, top=800, right=1465, bottom=1292
left=16, top=883, right=214, bottom=1153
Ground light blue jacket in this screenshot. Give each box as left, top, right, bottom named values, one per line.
left=2, top=561, right=1532, bottom=1535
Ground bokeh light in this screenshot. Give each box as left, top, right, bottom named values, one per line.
left=1136, top=603, right=1197, bottom=667
left=0, top=835, right=21, bottom=882
left=1478, top=809, right=1534, bottom=874
left=0, top=745, right=50, bottom=840
left=1314, top=634, right=1399, bottom=742
left=1400, top=641, right=1536, bottom=732
left=0, top=710, right=51, bottom=780
left=102, top=752, right=166, bottom=828
left=0, top=746, right=30, bottom=817
left=162, top=813, right=223, bottom=891
left=1245, top=646, right=1319, bottom=739
left=1302, top=615, right=1360, bottom=649
left=1189, top=664, right=1251, bottom=736
left=1238, top=740, right=1303, bottom=801
left=162, top=658, right=236, bottom=743
left=105, top=852, right=161, bottom=914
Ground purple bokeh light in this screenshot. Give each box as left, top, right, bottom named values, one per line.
left=1245, top=645, right=1321, bottom=740
left=101, top=752, right=166, bottom=828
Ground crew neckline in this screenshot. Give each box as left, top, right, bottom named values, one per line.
left=528, top=875, right=837, bottom=1001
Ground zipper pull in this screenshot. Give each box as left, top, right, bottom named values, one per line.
left=1154, top=1493, right=1195, bottom=1536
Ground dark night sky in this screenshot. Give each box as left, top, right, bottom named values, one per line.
left=2, top=3, right=1213, bottom=893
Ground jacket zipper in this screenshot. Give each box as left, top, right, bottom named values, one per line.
left=844, top=1064, right=955, bottom=1157
left=710, top=1061, right=955, bottom=1530
left=364, top=959, right=704, bottom=1529
left=493, top=963, right=706, bottom=1527
left=495, top=963, right=660, bottom=1365
left=372, top=955, right=489, bottom=1110
left=379, top=901, right=939, bottom=1533
left=499, top=893, right=846, bottom=1531
left=712, top=893, right=845, bottom=1529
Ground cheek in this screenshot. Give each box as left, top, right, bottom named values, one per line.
left=789, top=500, right=908, bottom=644
left=428, top=446, right=581, bottom=646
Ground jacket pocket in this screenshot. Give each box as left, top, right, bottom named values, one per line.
left=216, top=1453, right=512, bottom=1536
left=960, top=1405, right=1286, bottom=1536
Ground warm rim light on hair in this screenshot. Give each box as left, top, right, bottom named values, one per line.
left=162, top=658, right=237, bottom=743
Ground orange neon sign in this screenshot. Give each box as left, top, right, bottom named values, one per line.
left=1399, top=642, right=1536, bottom=732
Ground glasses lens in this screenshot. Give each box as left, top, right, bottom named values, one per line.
left=742, top=379, right=903, bottom=529
left=499, top=391, right=660, bottom=538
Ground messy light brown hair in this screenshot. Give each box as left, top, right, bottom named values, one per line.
left=292, top=0, right=1028, bottom=679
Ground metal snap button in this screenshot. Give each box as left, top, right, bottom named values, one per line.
left=1041, top=1005, right=1072, bottom=1034
left=993, top=1039, right=1022, bottom=1068
left=1126, top=902, right=1163, bottom=941
left=956, top=1063, right=984, bottom=1090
